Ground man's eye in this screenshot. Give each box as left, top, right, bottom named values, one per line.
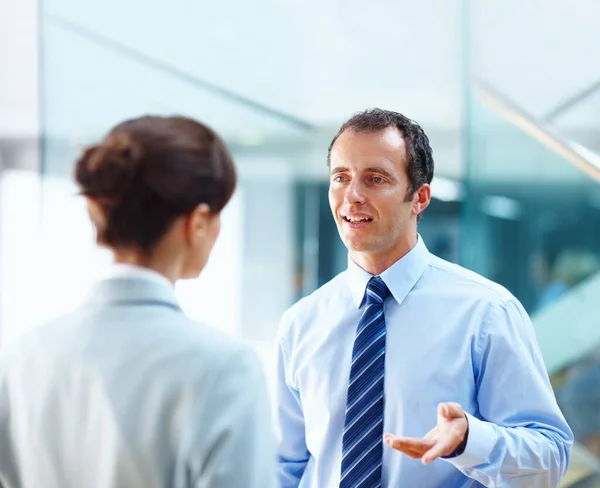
left=372, top=177, right=384, bottom=184
left=333, top=175, right=346, bottom=182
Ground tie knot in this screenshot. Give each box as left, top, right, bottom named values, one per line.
left=365, top=276, right=390, bottom=305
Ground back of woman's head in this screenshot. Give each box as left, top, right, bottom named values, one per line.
left=75, top=115, right=236, bottom=252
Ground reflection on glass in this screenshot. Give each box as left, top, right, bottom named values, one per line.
left=545, top=81, right=600, bottom=161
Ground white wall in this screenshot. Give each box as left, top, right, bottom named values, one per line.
left=0, top=0, right=39, bottom=138
left=0, top=170, right=43, bottom=345
left=0, top=0, right=39, bottom=343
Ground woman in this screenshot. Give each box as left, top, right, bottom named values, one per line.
left=0, top=116, right=277, bottom=488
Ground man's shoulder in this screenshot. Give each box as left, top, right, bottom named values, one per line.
left=425, top=255, right=516, bottom=305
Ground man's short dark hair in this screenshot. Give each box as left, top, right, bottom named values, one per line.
left=327, top=108, right=434, bottom=198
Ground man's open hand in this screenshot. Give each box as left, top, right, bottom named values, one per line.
left=383, top=402, right=468, bottom=464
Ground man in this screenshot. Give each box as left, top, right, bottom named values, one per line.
left=276, top=108, right=573, bottom=487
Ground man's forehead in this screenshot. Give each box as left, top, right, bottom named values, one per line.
left=330, top=128, right=407, bottom=170
left=333, top=127, right=406, bottom=155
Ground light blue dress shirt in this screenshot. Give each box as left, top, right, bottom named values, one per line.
left=276, top=237, right=573, bottom=487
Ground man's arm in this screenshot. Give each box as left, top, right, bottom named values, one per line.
left=443, top=300, right=573, bottom=487
left=191, top=348, right=278, bottom=488
left=385, top=299, right=573, bottom=486
left=276, top=336, right=310, bottom=488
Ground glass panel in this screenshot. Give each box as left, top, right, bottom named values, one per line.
left=546, top=84, right=600, bottom=158
left=463, top=90, right=600, bottom=484
left=468, top=2, right=600, bottom=480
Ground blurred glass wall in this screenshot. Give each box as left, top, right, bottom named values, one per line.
left=467, top=1, right=600, bottom=485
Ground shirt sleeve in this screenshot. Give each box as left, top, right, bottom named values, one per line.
left=444, top=299, right=574, bottom=487
left=191, top=347, right=279, bottom=488
left=276, top=326, right=310, bottom=488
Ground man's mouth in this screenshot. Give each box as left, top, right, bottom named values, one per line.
left=343, top=216, right=373, bottom=223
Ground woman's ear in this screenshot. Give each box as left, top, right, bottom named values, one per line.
left=86, top=198, right=108, bottom=234
left=185, top=203, right=212, bottom=244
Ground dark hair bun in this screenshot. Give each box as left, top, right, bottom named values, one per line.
left=75, top=131, right=142, bottom=206
left=73, top=115, right=236, bottom=252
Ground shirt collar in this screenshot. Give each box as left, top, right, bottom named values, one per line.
left=86, top=265, right=179, bottom=310
left=107, top=263, right=174, bottom=290
left=346, top=235, right=431, bottom=308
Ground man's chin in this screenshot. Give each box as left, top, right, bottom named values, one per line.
left=343, top=239, right=375, bottom=253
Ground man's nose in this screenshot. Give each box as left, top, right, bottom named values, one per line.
left=345, top=179, right=366, bottom=205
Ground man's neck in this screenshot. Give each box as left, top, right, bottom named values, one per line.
left=350, top=234, right=418, bottom=275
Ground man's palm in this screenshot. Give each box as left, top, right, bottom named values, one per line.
left=383, top=402, right=468, bottom=464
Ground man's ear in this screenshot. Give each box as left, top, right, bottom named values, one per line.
left=412, top=184, right=431, bottom=217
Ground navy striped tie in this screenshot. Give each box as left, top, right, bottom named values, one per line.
left=340, top=276, right=390, bottom=488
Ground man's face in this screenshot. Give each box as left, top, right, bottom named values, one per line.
left=328, top=127, right=420, bottom=260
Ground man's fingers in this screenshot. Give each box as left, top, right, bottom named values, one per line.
left=383, top=434, right=435, bottom=456
left=384, top=441, right=428, bottom=458
left=422, top=438, right=455, bottom=464
left=404, top=449, right=427, bottom=459
left=389, top=444, right=426, bottom=459
left=383, top=435, right=434, bottom=451
left=424, top=426, right=439, bottom=440
left=385, top=405, right=467, bottom=464
left=438, top=402, right=464, bottom=419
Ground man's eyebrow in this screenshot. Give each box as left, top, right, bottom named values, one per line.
left=329, top=166, right=397, bottom=180
left=365, top=167, right=395, bottom=179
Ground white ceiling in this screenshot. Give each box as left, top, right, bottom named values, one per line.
left=43, top=0, right=463, bottom=138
